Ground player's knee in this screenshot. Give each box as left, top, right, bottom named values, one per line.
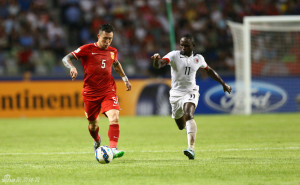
left=89, top=120, right=98, bottom=130
left=184, top=112, right=194, bottom=121
left=109, top=115, right=119, bottom=125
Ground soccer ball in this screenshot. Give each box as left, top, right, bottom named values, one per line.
left=95, top=146, right=113, bottom=164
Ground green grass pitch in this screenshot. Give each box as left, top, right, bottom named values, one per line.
left=0, top=113, right=300, bottom=185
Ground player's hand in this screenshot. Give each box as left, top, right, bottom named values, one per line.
left=223, top=83, right=232, bottom=94
left=70, top=67, right=78, bottom=81
left=151, top=53, right=161, bottom=61
left=125, top=81, right=132, bottom=91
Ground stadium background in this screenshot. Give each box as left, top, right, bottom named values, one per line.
left=0, top=0, right=300, bottom=117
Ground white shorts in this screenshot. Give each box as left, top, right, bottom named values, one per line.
left=169, top=88, right=200, bottom=119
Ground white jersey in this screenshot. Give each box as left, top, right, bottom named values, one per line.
left=162, top=50, right=208, bottom=95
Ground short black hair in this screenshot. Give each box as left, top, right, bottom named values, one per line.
left=181, top=34, right=195, bottom=45
left=99, top=24, right=115, bottom=33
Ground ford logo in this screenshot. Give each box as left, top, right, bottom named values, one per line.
left=204, top=81, right=287, bottom=113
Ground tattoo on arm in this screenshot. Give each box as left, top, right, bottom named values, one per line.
left=113, top=60, right=126, bottom=77
left=113, top=60, right=119, bottom=68
left=62, top=53, right=75, bottom=69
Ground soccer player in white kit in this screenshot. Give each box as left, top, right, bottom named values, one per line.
left=151, top=34, right=232, bottom=160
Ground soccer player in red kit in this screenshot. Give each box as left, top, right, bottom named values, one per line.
left=62, top=24, right=131, bottom=159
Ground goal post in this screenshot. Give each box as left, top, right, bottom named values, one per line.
left=227, top=21, right=251, bottom=115
left=228, top=16, right=300, bottom=115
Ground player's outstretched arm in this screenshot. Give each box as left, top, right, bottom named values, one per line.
left=205, top=66, right=232, bottom=94
left=113, top=60, right=131, bottom=91
left=62, top=53, right=78, bottom=81
left=151, top=53, right=167, bottom=69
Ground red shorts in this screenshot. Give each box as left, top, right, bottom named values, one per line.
left=83, top=92, right=120, bottom=121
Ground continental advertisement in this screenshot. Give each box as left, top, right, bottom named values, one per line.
left=0, top=79, right=171, bottom=118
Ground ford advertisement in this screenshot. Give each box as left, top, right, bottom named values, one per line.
left=196, top=77, right=300, bottom=114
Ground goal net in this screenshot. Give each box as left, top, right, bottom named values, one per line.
left=228, top=16, right=300, bottom=114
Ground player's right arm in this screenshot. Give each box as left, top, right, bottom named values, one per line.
left=151, top=53, right=168, bottom=69
left=62, top=53, right=78, bottom=81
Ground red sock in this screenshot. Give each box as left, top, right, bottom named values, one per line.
left=88, top=126, right=100, bottom=142
left=108, top=124, right=119, bottom=148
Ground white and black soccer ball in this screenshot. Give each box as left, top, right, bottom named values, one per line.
left=95, top=146, right=113, bottom=164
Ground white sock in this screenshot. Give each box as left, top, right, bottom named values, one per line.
left=186, top=119, right=197, bottom=151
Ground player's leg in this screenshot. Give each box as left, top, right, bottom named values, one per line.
left=170, top=93, right=196, bottom=159
left=105, top=109, right=120, bottom=148
left=101, top=94, right=124, bottom=159
left=88, top=118, right=101, bottom=151
left=84, top=100, right=102, bottom=151
left=184, top=103, right=197, bottom=146
left=183, top=102, right=197, bottom=159
left=182, top=89, right=200, bottom=160
left=105, top=109, right=124, bottom=159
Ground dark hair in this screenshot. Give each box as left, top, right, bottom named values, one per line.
left=182, top=34, right=195, bottom=45
left=99, top=24, right=115, bottom=33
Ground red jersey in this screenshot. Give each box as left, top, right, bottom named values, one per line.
left=71, top=43, right=118, bottom=98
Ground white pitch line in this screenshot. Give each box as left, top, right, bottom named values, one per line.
left=0, top=147, right=299, bottom=156
left=139, top=146, right=300, bottom=152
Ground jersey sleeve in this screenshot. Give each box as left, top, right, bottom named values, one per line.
left=114, top=50, right=118, bottom=63
left=162, top=51, right=177, bottom=65
left=198, top=55, right=208, bottom=69
left=71, top=44, right=89, bottom=60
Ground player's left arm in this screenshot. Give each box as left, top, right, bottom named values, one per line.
left=205, top=66, right=232, bottom=94
left=113, top=60, right=132, bottom=91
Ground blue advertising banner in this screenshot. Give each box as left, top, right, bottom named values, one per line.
left=196, top=77, right=300, bottom=114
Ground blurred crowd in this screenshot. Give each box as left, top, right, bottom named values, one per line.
left=0, top=0, right=299, bottom=79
